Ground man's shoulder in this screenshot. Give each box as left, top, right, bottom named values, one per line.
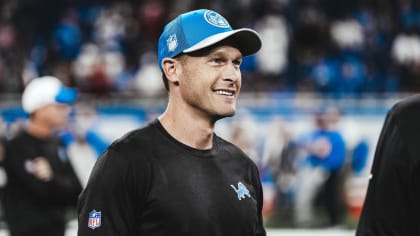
left=108, top=122, right=156, bottom=152
left=216, top=135, right=243, bottom=153
left=216, top=136, right=257, bottom=165
left=90, top=123, right=158, bottom=173
left=6, top=130, right=35, bottom=147
left=392, top=94, right=420, bottom=114
left=385, top=95, right=420, bottom=150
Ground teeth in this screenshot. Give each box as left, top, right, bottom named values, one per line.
left=215, top=90, right=234, bottom=96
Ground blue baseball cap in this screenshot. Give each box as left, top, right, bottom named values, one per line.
left=158, top=9, right=262, bottom=70
left=22, top=76, right=78, bottom=113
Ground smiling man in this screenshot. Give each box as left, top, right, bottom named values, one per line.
left=77, top=9, right=265, bottom=236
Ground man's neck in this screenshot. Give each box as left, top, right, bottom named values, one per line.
left=158, top=103, right=215, bottom=150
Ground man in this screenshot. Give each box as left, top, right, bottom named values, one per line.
left=294, top=106, right=346, bottom=227
left=3, top=76, right=82, bottom=236
left=356, top=95, right=420, bottom=235
left=77, top=9, right=265, bottom=236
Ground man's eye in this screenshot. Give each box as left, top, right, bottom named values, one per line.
left=210, top=58, right=223, bottom=64
left=233, top=60, right=242, bottom=67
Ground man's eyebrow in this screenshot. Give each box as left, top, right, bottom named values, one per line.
left=207, top=50, right=243, bottom=60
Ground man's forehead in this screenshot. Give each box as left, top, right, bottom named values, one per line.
left=185, top=44, right=243, bottom=58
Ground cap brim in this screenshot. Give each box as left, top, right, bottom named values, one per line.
left=183, top=28, right=262, bottom=56
left=55, top=86, right=78, bottom=104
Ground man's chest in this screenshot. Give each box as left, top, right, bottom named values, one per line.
left=141, top=155, right=258, bottom=232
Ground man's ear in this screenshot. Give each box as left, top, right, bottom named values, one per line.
left=162, top=58, right=180, bottom=86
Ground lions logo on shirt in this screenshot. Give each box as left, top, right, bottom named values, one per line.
left=230, top=182, right=251, bottom=200
left=204, top=10, right=230, bottom=28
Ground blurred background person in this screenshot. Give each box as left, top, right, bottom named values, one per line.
left=3, top=76, right=82, bottom=236
left=61, top=104, right=108, bottom=188
left=0, top=117, right=7, bottom=222
left=294, top=106, right=347, bottom=227
left=261, top=118, right=297, bottom=225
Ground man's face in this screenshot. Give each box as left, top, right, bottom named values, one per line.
left=35, top=103, right=71, bottom=129
left=176, top=45, right=243, bottom=121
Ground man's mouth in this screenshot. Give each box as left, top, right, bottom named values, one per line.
left=214, top=89, right=234, bottom=96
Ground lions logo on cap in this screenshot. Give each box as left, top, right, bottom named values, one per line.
left=204, top=10, right=230, bottom=28
left=167, top=34, right=178, bottom=52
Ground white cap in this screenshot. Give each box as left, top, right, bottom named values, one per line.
left=22, top=76, right=78, bottom=114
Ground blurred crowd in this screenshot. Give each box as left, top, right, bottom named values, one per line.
left=0, top=0, right=420, bottom=97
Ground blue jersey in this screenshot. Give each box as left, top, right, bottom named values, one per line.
left=303, top=130, right=346, bottom=171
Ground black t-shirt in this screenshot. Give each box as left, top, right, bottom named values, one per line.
left=78, top=119, right=266, bottom=236
left=3, top=129, right=82, bottom=233
left=356, top=94, right=420, bottom=235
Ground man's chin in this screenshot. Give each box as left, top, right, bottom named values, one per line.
left=211, top=110, right=236, bottom=122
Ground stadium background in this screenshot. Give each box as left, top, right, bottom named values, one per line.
left=0, top=0, right=418, bottom=235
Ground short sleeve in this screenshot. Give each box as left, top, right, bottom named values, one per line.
left=77, top=146, right=151, bottom=235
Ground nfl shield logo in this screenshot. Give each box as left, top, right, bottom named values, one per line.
left=88, top=210, right=102, bottom=229
left=167, top=34, right=178, bottom=52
